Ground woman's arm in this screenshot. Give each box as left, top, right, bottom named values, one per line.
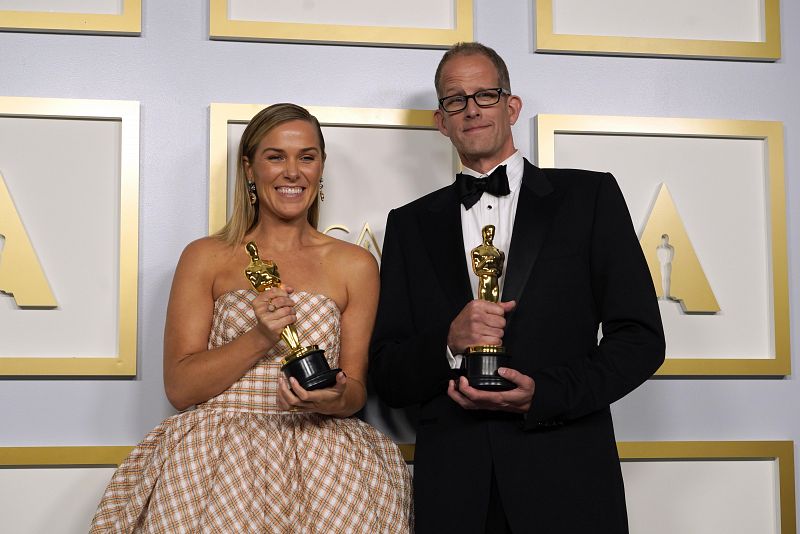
left=163, top=239, right=295, bottom=410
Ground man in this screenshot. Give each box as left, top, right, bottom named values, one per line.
left=370, top=42, right=665, bottom=533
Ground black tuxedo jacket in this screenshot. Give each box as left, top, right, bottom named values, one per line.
left=370, top=160, right=665, bottom=533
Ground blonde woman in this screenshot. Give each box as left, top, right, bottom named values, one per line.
left=91, top=103, right=411, bottom=533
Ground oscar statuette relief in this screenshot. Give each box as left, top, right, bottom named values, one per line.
left=245, top=241, right=340, bottom=390
left=464, top=225, right=514, bottom=391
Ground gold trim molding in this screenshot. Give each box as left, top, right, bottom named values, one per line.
left=0, top=97, right=140, bottom=376
left=209, top=0, right=472, bottom=48
left=535, top=0, right=780, bottom=61
left=536, top=114, right=789, bottom=377
left=397, top=440, right=794, bottom=532
left=0, top=0, right=141, bottom=35
left=209, top=103, right=440, bottom=234
left=4, top=440, right=793, bottom=533
left=619, top=440, right=795, bottom=534
left=0, top=446, right=133, bottom=467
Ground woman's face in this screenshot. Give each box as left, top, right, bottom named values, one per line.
left=244, top=119, right=323, bottom=223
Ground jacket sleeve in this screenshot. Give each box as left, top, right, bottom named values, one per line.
left=369, top=209, right=454, bottom=408
left=524, top=173, right=665, bottom=429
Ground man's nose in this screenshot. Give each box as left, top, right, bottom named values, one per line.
left=464, top=97, right=482, bottom=118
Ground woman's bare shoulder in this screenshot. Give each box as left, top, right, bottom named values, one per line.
left=182, top=235, right=235, bottom=257
left=176, top=236, right=236, bottom=275
left=323, top=235, right=378, bottom=274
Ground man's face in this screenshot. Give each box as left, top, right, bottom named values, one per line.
left=434, top=53, right=521, bottom=172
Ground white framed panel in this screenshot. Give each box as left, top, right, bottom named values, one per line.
left=0, top=446, right=131, bottom=534
left=619, top=441, right=795, bottom=534
left=536, top=115, right=789, bottom=376
left=211, top=104, right=457, bottom=258
left=0, top=0, right=140, bottom=35
left=209, top=0, right=472, bottom=48
left=536, top=0, right=780, bottom=60
left=0, top=97, right=139, bottom=376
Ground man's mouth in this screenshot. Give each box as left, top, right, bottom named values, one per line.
left=463, top=124, right=490, bottom=134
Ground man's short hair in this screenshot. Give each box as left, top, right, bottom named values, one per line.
left=434, top=42, right=511, bottom=98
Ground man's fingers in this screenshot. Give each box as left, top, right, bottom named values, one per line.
left=447, top=379, right=476, bottom=409
left=498, top=367, right=534, bottom=389
left=500, top=300, right=516, bottom=312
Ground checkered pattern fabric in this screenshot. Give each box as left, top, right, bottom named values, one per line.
left=90, top=290, right=412, bottom=533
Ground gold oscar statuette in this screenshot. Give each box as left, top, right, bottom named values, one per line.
left=245, top=241, right=340, bottom=390
left=464, top=225, right=514, bottom=391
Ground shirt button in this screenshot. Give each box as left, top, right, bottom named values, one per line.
left=487, top=204, right=493, bottom=210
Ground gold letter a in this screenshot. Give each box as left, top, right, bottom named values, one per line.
left=0, top=171, right=57, bottom=307
left=640, top=183, right=719, bottom=313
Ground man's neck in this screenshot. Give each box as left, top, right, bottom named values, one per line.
left=460, top=148, right=517, bottom=175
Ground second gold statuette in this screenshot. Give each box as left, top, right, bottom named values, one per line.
left=464, top=225, right=514, bottom=391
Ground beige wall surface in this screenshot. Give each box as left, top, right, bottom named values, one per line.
left=0, top=0, right=797, bottom=532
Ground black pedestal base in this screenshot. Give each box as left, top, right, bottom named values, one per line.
left=464, top=349, right=514, bottom=391
left=281, top=348, right=340, bottom=391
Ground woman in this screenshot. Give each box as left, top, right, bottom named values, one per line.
left=90, top=103, right=412, bottom=532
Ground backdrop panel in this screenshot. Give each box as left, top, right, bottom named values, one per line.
left=536, top=114, right=789, bottom=376
left=620, top=441, right=795, bottom=534
left=209, top=0, right=473, bottom=48
left=0, top=97, right=139, bottom=376
left=0, top=0, right=140, bottom=35
left=535, top=0, right=781, bottom=60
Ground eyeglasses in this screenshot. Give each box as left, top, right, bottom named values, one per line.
left=438, top=88, right=510, bottom=113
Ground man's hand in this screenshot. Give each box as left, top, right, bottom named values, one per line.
left=447, top=300, right=516, bottom=355
left=447, top=367, right=535, bottom=413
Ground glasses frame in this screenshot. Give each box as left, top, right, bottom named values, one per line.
left=438, top=88, right=511, bottom=113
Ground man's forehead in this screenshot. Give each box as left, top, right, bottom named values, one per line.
left=440, top=59, right=500, bottom=91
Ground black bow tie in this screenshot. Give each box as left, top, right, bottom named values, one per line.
left=455, top=165, right=511, bottom=210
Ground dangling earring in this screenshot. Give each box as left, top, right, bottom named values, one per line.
left=248, top=182, right=257, bottom=205
left=319, top=177, right=325, bottom=202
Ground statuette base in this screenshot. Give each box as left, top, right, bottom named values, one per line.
left=280, top=346, right=340, bottom=391
left=463, top=346, right=514, bottom=391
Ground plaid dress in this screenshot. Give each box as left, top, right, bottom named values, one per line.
left=90, top=290, right=412, bottom=533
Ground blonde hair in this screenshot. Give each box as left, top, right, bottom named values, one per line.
left=215, top=103, right=326, bottom=246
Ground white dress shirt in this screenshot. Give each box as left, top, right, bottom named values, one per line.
left=447, top=150, right=524, bottom=368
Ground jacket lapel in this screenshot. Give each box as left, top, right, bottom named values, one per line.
left=501, top=161, right=559, bottom=310
left=420, top=184, right=473, bottom=312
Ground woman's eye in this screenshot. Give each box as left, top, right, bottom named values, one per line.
left=267, top=155, right=283, bottom=161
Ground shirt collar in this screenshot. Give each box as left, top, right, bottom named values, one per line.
left=459, top=150, right=523, bottom=193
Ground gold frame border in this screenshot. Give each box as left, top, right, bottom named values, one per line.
left=3, top=441, right=793, bottom=532
left=0, top=97, right=140, bottom=376
left=0, top=446, right=132, bottom=467
left=209, top=103, right=441, bottom=234
left=209, top=0, right=472, bottom=48
left=618, top=441, right=796, bottom=534
left=535, top=114, right=789, bottom=377
left=397, top=440, right=795, bottom=532
left=535, top=0, right=781, bottom=61
left=0, top=0, right=141, bottom=35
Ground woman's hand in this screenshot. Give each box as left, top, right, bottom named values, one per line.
left=277, top=372, right=348, bottom=416
left=251, top=286, right=296, bottom=348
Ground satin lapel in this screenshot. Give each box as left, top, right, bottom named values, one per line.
left=420, top=185, right=473, bottom=313
left=501, top=162, right=559, bottom=311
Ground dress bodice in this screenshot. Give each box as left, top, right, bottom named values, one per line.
left=199, top=289, right=341, bottom=413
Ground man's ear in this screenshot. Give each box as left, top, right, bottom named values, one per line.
left=507, top=95, right=523, bottom=126
left=434, top=108, right=450, bottom=138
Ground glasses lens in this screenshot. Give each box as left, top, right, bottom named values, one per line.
left=475, top=90, right=501, bottom=106
left=443, top=96, right=466, bottom=112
